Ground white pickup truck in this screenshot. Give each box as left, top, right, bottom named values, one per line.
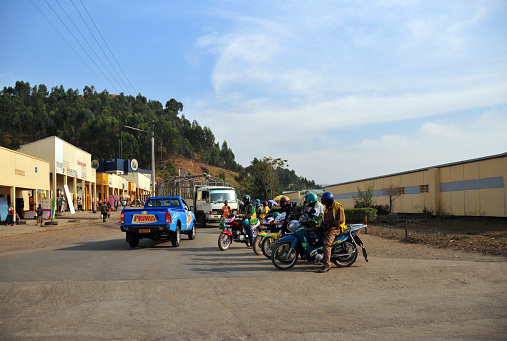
left=193, top=186, right=238, bottom=227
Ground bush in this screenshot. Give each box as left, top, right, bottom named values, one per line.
left=345, top=208, right=377, bottom=223
left=372, top=204, right=389, bottom=215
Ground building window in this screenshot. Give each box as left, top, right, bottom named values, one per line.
left=397, top=187, right=405, bottom=195
left=420, top=185, right=429, bottom=193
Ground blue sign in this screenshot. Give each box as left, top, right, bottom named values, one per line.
left=35, top=167, right=38, bottom=173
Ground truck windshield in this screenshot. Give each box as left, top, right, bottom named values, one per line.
left=210, top=190, right=237, bottom=204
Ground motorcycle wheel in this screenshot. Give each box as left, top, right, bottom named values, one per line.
left=261, top=236, right=275, bottom=259
left=218, top=233, right=232, bottom=251
left=331, top=241, right=357, bottom=267
left=253, top=235, right=264, bottom=255
left=271, top=243, right=298, bottom=270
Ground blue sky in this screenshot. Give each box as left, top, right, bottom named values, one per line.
left=1, top=0, right=506, bottom=185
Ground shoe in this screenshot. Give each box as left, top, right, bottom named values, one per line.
left=318, top=266, right=331, bottom=273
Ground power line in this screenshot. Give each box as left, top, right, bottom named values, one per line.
left=71, top=0, right=132, bottom=96
left=43, top=0, right=120, bottom=93
left=78, top=0, right=137, bottom=95
left=54, top=0, right=127, bottom=94
left=30, top=0, right=107, bottom=90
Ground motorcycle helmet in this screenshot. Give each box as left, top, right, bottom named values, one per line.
left=279, top=197, right=289, bottom=206
left=321, top=192, right=334, bottom=207
left=264, top=201, right=268, bottom=206
left=272, top=212, right=280, bottom=218
left=255, top=199, right=261, bottom=206
left=305, top=193, right=318, bottom=206
left=241, top=219, right=249, bottom=228
left=242, top=194, right=251, bottom=205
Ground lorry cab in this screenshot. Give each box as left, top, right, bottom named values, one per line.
left=194, top=186, right=238, bottom=227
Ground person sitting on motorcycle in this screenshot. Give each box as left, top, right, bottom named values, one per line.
left=269, top=197, right=292, bottom=233
left=259, top=201, right=270, bottom=221
left=255, top=199, right=261, bottom=215
left=241, top=194, right=256, bottom=247
left=315, top=191, right=346, bottom=273
left=305, top=193, right=324, bottom=227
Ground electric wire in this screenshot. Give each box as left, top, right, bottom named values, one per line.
left=70, top=0, right=132, bottom=96
left=55, top=0, right=127, bottom=95
left=43, top=0, right=120, bottom=93
left=30, top=0, right=107, bottom=90
left=78, top=0, right=137, bottom=95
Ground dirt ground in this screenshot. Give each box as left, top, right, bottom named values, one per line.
left=1, top=212, right=506, bottom=262
left=1, top=212, right=506, bottom=340
left=367, top=215, right=507, bottom=257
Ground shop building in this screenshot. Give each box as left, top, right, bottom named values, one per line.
left=95, top=172, right=129, bottom=206
left=325, top=153, right=507, bottom=217
left=0, top=146, right=51, bottom=220
left=92, top=158, right=153, bottom=204
left=17, top=136, right=97, bottom=211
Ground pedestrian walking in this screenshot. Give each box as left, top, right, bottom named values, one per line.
left=36, top=204, right=44, bottom=226
left=6, top=204, right=15, bottom=226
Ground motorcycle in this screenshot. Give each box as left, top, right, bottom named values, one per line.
left=253, top=214, right=277, bottom=255
left=218, top=214, right=260, bottom=251
left=271, top=215, right=368, bottom=270
left=259, top=212, right=289, bottom=259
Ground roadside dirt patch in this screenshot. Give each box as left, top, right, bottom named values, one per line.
left=366, top=215, right=507, bottom=257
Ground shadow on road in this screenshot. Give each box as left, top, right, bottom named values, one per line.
left=54, top=238, right=180, bottom=251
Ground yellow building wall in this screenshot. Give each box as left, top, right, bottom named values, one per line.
left=325, top=154, right=506, bottom=217
left=0, top=147, right=50, bottom=190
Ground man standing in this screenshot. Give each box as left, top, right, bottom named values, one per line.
left=221, top=200, right=231, bottom=219
left=36, top=204, right=44, bottom=226
left=241, top=195, right=256, bottom=247
left=317, top=192, right=346, bottom=273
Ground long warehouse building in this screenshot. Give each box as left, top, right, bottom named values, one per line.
left=325, top=152, right=507, bottom=217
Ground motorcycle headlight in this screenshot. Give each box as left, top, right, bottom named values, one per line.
left=287, top=220, right=300, bottom=231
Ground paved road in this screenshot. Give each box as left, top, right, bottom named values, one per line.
left=0, top=220, right=505, bottom=340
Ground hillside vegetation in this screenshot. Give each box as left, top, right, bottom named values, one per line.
left=1, top=81, right=321, bottom=198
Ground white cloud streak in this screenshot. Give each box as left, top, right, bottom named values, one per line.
left=185, top=0, right=507, bottom=185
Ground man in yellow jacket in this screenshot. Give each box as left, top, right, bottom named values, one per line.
left=318, top=192, right=346, bottom=273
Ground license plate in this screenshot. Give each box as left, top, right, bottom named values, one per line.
left=139, top=229, right=151, bottom=233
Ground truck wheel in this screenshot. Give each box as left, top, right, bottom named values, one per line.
left=129, top=235, right=139, bottom=248
left=188, top=222, right=196, bottom=240
left=171, top=227, right=181, bottom=247
left=200, top=214, right=207, bottom=228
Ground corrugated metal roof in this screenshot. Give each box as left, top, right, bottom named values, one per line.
left=327, top=152, right=507, bottom=188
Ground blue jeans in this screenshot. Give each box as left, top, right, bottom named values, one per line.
left=245, top=225, right=254, bottom=245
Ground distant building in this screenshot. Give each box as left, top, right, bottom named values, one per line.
left=91, top=158, right=152, bottom=204
left=17, top=136, right=97, bottom=211
left=325, top=152, right=507, bottom=217
left=0, top=146, right=51, bottom=220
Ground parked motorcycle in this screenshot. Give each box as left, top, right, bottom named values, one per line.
left=271, top=215, right=368, bottom=270
left=253, top=213, right=277, bottom=255
left=218, top=214, right=260, bottom=251
left=260, top=212, right=289, bottom=259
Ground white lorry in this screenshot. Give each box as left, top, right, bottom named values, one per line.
left=193, top=186, right=238, bottom=227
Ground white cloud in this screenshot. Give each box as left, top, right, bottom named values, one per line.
left=184, top=0, right=507, bottom=185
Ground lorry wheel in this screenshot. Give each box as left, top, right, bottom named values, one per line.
left=129, top=235, right=139, bottom=248
left=171, top=227, right=181, bottom=247
left=200, top=214, right=207, bottom=228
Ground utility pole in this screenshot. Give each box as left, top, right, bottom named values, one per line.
left=124, top=122, right=156, bottom=197
left=151, top=120, right=155, bottom=196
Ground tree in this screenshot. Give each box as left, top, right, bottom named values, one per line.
left=353, top=183, right=376, bottom=208
left=382, top=185, right=400, bottom=213
left=251, top=157, right=287, bottom=199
